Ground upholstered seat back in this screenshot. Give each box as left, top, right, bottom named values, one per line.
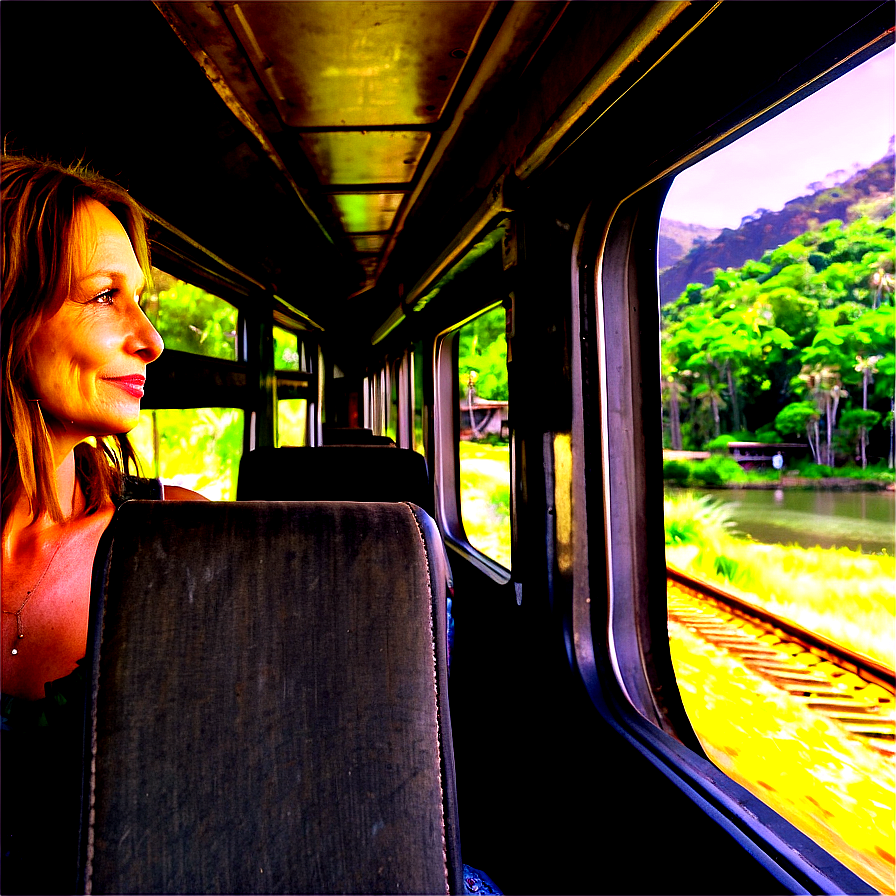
left=237, top=447, right=434, bottom=517
left=321, top=426, right=395, bottom=445
left=81, top=501, right=460, bottom=895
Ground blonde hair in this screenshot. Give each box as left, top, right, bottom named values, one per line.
left=1, top=155, right=153, bottom=529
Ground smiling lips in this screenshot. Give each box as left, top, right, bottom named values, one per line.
left=104, top=374, right=146, bottom=398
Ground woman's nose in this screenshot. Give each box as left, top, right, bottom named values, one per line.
left=126, top=303, right=165, bottom=363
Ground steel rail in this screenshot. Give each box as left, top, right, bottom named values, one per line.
left=667, top=564, right=896, bottom=695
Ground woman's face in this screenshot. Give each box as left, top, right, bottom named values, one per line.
left=27, top=198, right=164, bottom=447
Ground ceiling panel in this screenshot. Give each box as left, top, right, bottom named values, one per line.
left=350, top=234, right=387, bottom=252
left=232, top=1, right=491, bottom=128
left=332, top=193, right=404, bottom=233
left=301, top=131, right=430, bottom=185
left=358, top=256, right=380, bottom=278
left=156, top=0, right=508, bottom=296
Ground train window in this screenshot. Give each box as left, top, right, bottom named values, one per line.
left=276, top=399, right=308, bottom=447
left=386, top=359, right=399, bottom=444
left=274, top=326, right=316, bottom=375
left=274, top=327, right=313, bottom=446
left=456, top=304, right=511, bottom=569
left=412, top=343, right=425, bottom=456
left=130, top=407, right=244, bottom=499
left=274, top=326, right=301, bottom=371
left=364, top=367, right=386, bottom=436
left=143, top=268, right=238, bottom=361
left=658, top=47, right=895, bottom=891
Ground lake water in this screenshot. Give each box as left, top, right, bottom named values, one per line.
left=672, top=487, right=895, bottom=554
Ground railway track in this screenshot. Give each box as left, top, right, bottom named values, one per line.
left=666, top=566, right=896, bottom=755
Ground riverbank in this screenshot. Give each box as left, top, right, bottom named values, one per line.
left=704, top=477, right=895, bottom=491
left=665, top=486, right=894, bottom=554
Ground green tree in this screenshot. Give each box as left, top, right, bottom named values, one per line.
left=775, top=402, right=821, bottom=462
left=146, top=272, right=238, bottom=360
left=458, top=306, right=508, bottom=401
left=839, top=408, right=882, bottom=467
left=662, top=213, right=894, bottom=466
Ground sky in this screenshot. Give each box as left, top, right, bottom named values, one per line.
left=662, top=45, right=895, bottom=230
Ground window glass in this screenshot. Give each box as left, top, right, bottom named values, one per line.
left=659, top=47, right=894, bottom=891
left=143, top=268, right=237, bottom=360
left=130, top=407, right=243, bottom=500
left=277, top=398, right=308, bottom=447
left=386, top=360, right=399, bottom=444
left=413, top=343, right=425, bottom=456
left=366, top=368, right=386, bottom=435
left=457, top=305, right=510, bottom=568
left=274, top=326, right=301, bottom=371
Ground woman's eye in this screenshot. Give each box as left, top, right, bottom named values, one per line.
left=92, top=289, right=117, bottom=305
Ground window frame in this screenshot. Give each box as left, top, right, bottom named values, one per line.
left=273, top=325, right=317, bottom=447
left=567, top=64, right=888, bottom=896
left=434, top=304, right=512, bottom=584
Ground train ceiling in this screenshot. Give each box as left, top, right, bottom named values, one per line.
left=154, top=1, right=539, bottom=301
left=1, top=1, right=697, bottom=343
left=9, top=2, right=884, bottom=348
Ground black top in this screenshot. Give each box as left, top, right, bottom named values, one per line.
left=0, top=477, right=161, bottom=895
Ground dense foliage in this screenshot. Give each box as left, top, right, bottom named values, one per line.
left=458, top=304, right=508, bottom=402
left=661, top=214, right=895, bottom=466
left=145, top=270, right=238, bottom=360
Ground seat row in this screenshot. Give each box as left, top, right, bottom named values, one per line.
left=80, top=443, right=486, bottom=893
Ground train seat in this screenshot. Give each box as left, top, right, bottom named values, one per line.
left=80, top=500, right=462, bottom=894
left=237, top=446, right=434, bottom=517
left=321, top=426, right=396, bottom=446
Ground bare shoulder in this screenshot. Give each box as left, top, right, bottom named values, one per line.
left=162, top=485, right=211, bottom=502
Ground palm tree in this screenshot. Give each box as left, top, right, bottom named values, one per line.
left=662, top=374, right=688, bottom=450
left=692, top=373, right=727, bottom=440
left=827, top=379, right=847, bottom=467
left=798, top=363, right=845, bottom=467
left=854, top=354, right=882, bottom=468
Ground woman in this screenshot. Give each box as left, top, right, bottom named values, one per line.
left=1, top=155, right=206, bottom=894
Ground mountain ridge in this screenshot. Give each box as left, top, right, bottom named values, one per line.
left=658, top=220, right=722, bottom=271
left=658, top=152, right=895, bottom=304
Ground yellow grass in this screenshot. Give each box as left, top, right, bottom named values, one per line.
left=458, top=441, right=511, bottom=568
left=670, top=621, right=896, bottom=893
left=667, top=540, right=896, bottom=668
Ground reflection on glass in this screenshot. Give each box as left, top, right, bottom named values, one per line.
left=457, top=305, right=510, bottom=568
left=130, top=408, right=243, bottom=500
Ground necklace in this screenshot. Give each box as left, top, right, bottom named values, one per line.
left=3, top=539, right=65, bottom=655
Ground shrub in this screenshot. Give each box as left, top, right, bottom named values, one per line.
left=689, top=456, right=747, bottom=487
left=793, top=461, right=834, bottom=479
left=663, top=459, right=691, bottom=484
left=713, top=554, right=744, bottom=584
left=704, top=434, right=738, bottom=453
left=663, top=493, right=737, bottom=548
left=827, top=462, right=895, bottom=483
left=755, top=426, right=780, bottom=443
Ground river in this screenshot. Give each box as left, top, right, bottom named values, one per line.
left=670, top=487, right=895, bottom=554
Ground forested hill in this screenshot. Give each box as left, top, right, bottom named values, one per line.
left=659, top=153, right=895, bottom=304
left=658, top=220, right=722, bottom=271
